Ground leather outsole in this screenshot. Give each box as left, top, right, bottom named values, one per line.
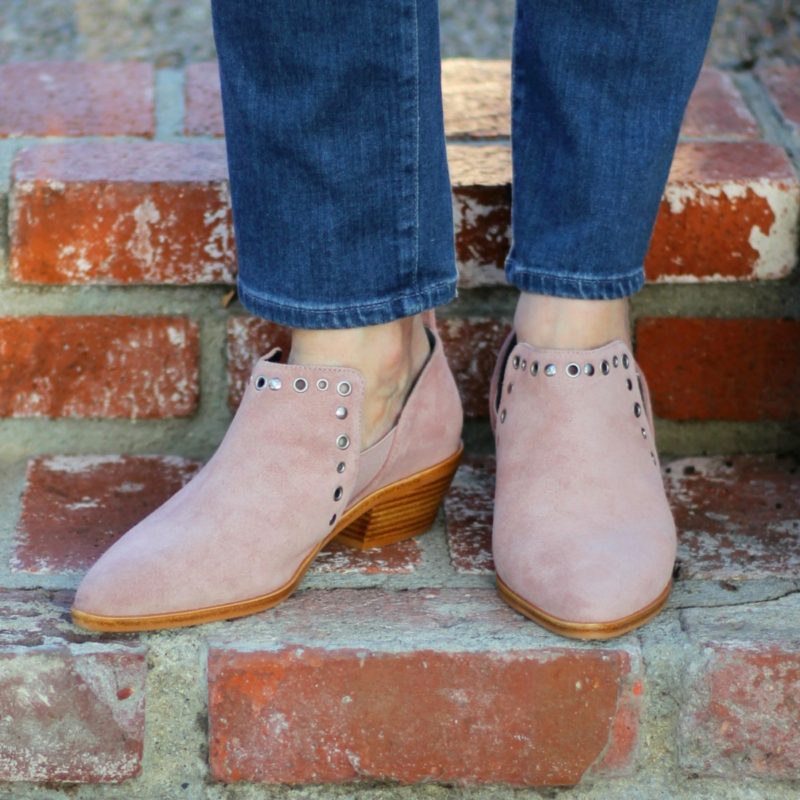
left=496, top=574, right=672, bottom=640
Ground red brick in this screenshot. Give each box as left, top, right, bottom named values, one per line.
left=448, top=144, right=511, bottom=287
left=0, top=590, right=145, bottom=783
left=442, top=58, right=510, bottom=140
left=184, top=61, right=224, bottom=137
left=0, top=61, right=154, bottom=138
left=13, top=454, right=419, bottom=576
left=10, top=141, right=235, bottom=284
left=14, top=455, right=201, bottom=573
left=647, top=142, right=799, bottom=281
left=444, top=456, right=496, bottom=573
left=208, top=588, right=640, bottom=786
left=438, top=317, right=511, bottom=419
left=667, top=454, right=800, bottom=580
left=680, top=600, right=800, bottom=779
left=635, top=318, right=800, bottom=422
left=448, top=141, right=798, bottom=288
left=680, top=68, right=760, bottom=140
left=758, top=64, right=800, bottom=136
left=680, top=645, right=800, bottom=779
left=0, top=316, right=199, bottom=418
left=226, top=317, right=292, bottom=410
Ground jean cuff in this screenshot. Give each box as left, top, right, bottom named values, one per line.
left=237, top=277, right=458, bottom=329
left=505, top=257, right=645, bottom=300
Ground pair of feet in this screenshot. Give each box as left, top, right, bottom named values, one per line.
left=71, top=305, right=675, bottom=639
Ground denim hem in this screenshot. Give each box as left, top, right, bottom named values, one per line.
left=505, top=258, right=645, bottom=300
left=237, top=277, right=458, bottom=329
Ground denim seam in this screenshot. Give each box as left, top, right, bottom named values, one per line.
left=411, top=0, right=421, bottom=293
left=505, top=257, right=644, bottom=284
left=238, top=277, right=456, bottom=313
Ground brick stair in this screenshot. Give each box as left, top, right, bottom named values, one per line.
left=0, top=59, right=799, bottom=797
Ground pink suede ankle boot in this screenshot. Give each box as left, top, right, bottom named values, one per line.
left=72, top=325, right=463, bottom=632
left=489, top=333, right=675, bottom=639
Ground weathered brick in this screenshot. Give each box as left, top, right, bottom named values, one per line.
left=666, top=455, right=800, bottom=581
left=0, top=61, right=154, bottom=138
left=10, top=141, right=235, bottom=284
left=14, top=455, right=201, bottom=573
left=438, top=317, right=511, bottom=419
left=208, top=588, right=640, bottom=786
left=442, top=58, right=510, bottom=140
left=226, top=316, right=292, bottom=410
left=0, top=316, right=199, bottom=418
left=14, top=454, right=419, bottom=575
left=680, top=68, right=760, bottom=140
left=757, top=64, right=800, bottom=136
left=184, top=61, right=224, bottom=136
left=0, top=589, right=145, bottom=783
left=448, top=144, right=511, bottom=287
left=635, top=318, right=800, bottom=422
left=449, top=141, right=798, bottom=287
left=444, top=455, right=496, bottom=573
left=646, top=141, right=799, bottom=281
left=679, top=597, right=800, bottom=779
left=445, top=455, right=800, bottom=578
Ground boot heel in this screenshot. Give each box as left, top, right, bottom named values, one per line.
left=336, top=446, right=462, bottom=550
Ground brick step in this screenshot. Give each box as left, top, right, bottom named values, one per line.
left=4, top=61, right=798, bottom=289
left=2, top=59, right=798, bottom=437
left=0, top=452, right=798, bottom=791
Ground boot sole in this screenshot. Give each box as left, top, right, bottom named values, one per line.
left=496, top=574, right=672, bottom=640
left=71, top=444, right=463, bottom=633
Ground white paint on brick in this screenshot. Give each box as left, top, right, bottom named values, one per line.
left=129, top=197, right=161, bottom=268
left=165, top=325, right=186, bottom=347
left=663, top=179, right=799, bottom=280
left=40, top=454, right=126, bottom=474
left=748, top=180, right=799, bottom=279
left=66, top=498, right=99, bottom=511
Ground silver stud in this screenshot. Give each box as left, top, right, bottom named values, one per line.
left=641, top=427, right=648, bottom=439
left=500, top=409, right=507, bottom=423
left=268, top=377, right=282, bottom=390
left=601, top=360, right=610, bottom=375
left=333, top=486, right=343, bottom=501
left=316, top=378, right=329, bottom=390
left=329, top=513, right=337, bottom=526
left=254, top=375, right=267, bottom=391
left=337, top=461, right=346, bottom=473
left=622, top=354, right=630, bottom=369
left=544, top=364, right=557, bottom=377
left=584, top=363, right=595, bottom=376
left=566, top=362, right=580, bottom=378
left=613, top=356, right=619, bottom=368
left=336, top=406, right=348, bottom=419
left=337, top=434, right=350, bottom=450
left=293, top=377, right=308, bottom=392
left=634, top=402, right=642, bottom=418
left=512, top=355, right=520, bottom=370
left=337, top=381, right=352, bottom=396
left=520, top=359, right=527, bottom=371
left=531, top=361, right=539, bottom=376
left=626, top=378, right=633, bottom=391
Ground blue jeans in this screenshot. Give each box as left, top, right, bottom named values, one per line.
left=211, top=1, right=717, bottom=329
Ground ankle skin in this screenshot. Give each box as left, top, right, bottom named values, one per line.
left=513, top=292, right=631, bottom=350
left=289, top=314, right=430, bottom=448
